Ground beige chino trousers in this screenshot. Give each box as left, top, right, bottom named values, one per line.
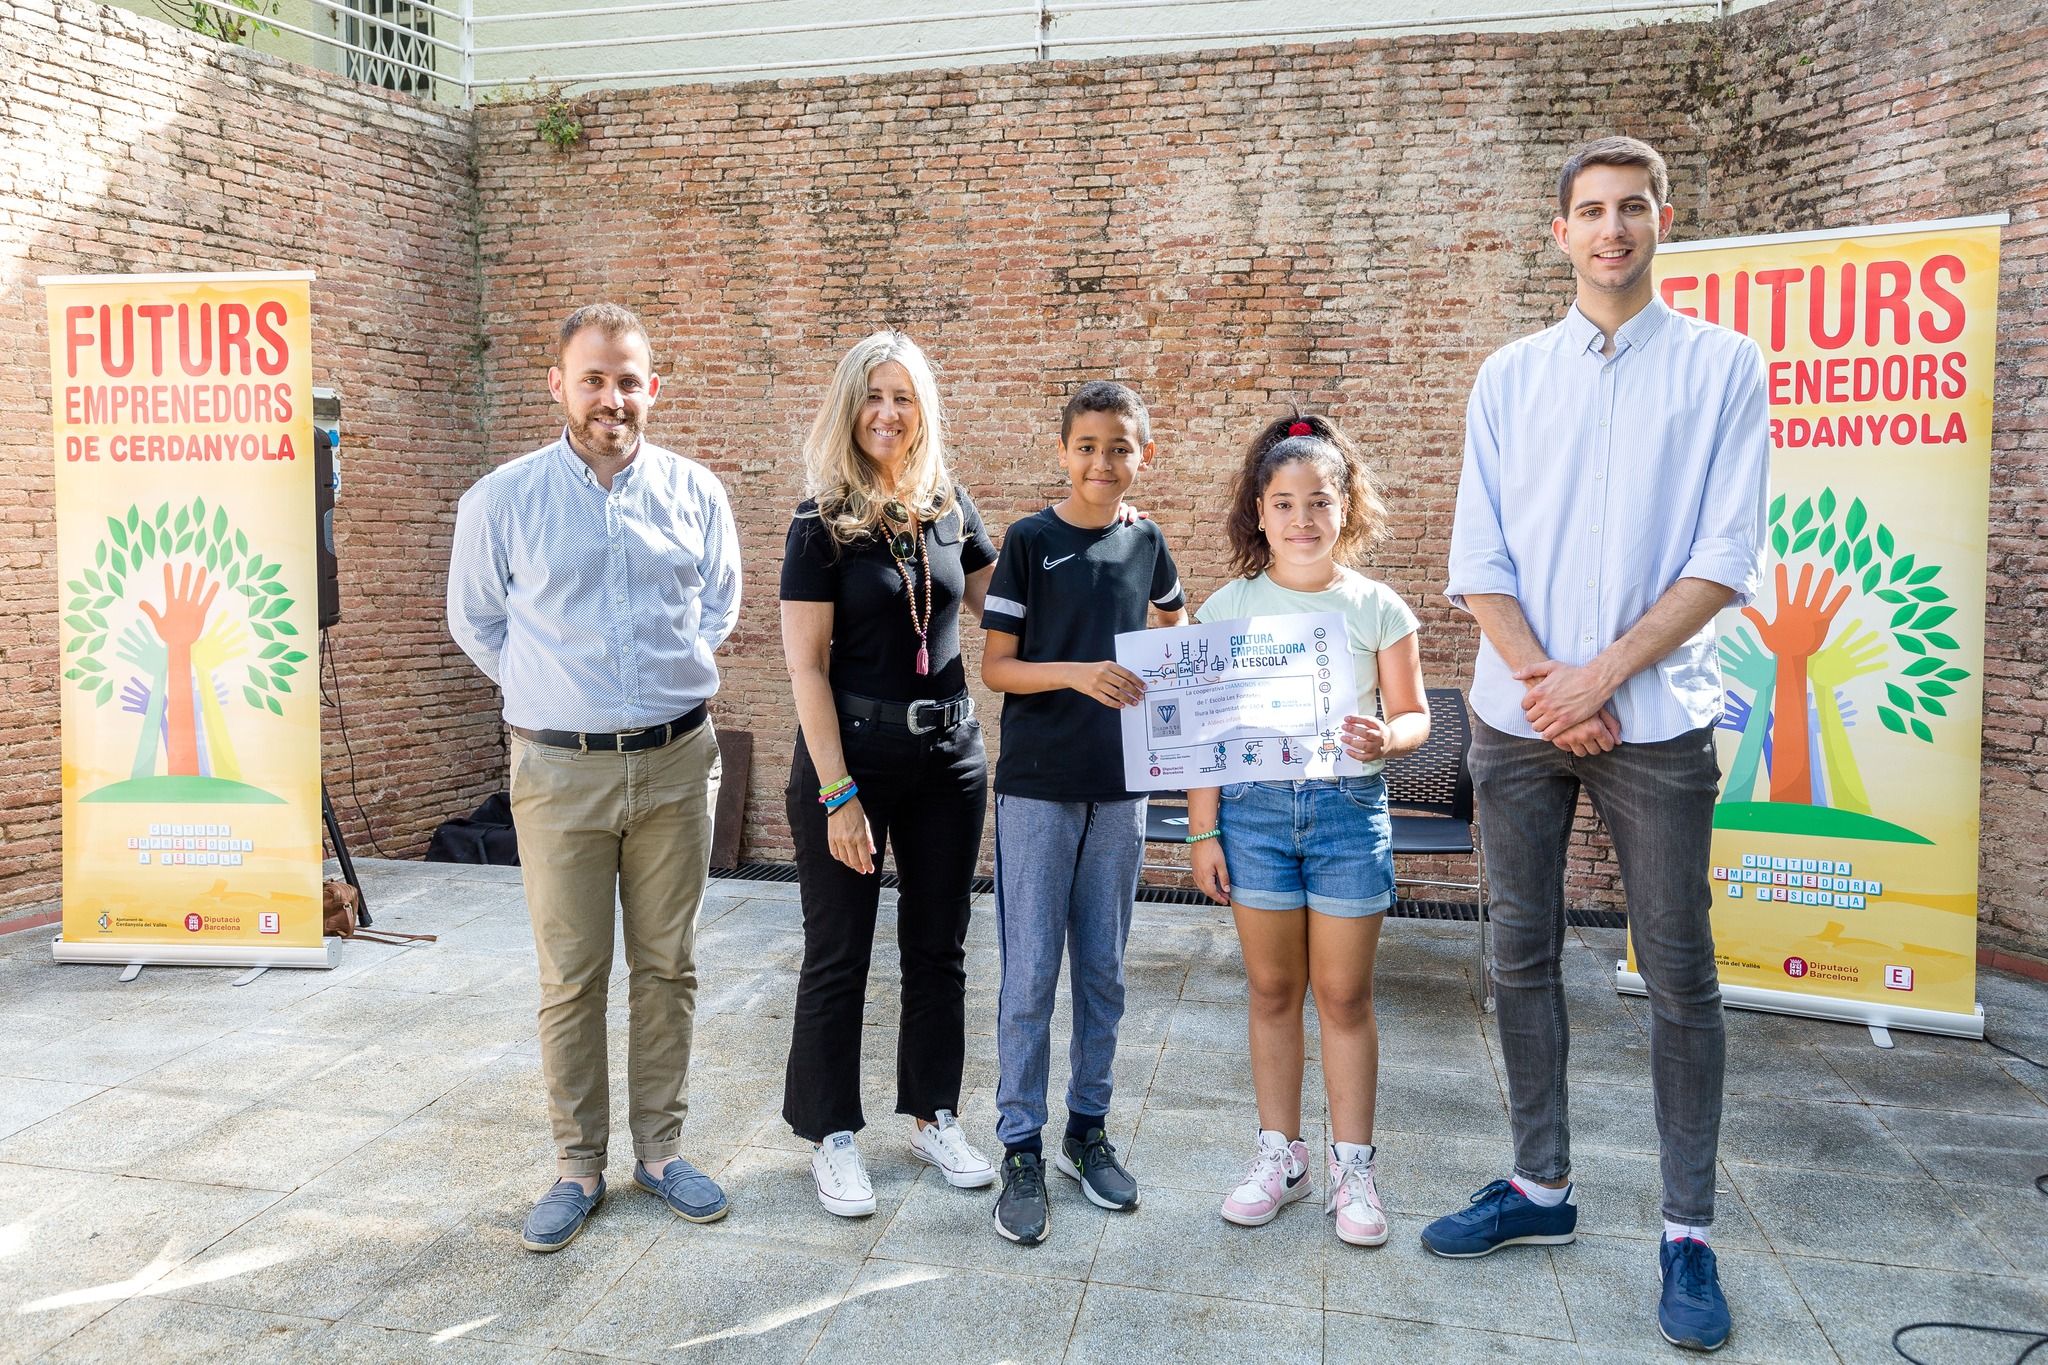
left=509, top=722, right=720, bottom=1177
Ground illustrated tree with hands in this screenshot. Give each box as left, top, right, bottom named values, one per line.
left=1742, top=563, right=1850, bottom=805
left=1718, top=627, right=1776, bottom=804
left=61, top=497, right=308, bottom=796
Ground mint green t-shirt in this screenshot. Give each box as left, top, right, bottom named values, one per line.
left=1195, top=567, right=1421, bottom=774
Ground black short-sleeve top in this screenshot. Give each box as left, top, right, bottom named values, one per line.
left=779, top=485, right=999, bottom=702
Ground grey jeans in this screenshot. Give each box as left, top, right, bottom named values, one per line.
left=1471, top=718, right=1724, bottom=1225
left=993, top=794, right=1146, bottom=1151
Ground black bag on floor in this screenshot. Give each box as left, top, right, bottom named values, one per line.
left=426, top=790, right=519, bottom=866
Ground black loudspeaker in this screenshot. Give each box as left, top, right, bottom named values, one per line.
left=314, top=425, right=340, bottom=628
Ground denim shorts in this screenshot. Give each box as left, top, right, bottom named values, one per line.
left=1217, top=775, right=1394, bottom=918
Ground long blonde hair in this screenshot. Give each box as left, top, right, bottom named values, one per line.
left=801, top=330, right=958, bottom=545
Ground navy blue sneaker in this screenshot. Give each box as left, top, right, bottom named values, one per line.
left=521, top=1175, right=604, bottom=1252
left=1419, top=1178, right=1577, bottom=1258
left=1659, top=1237, right=1731, bottom=1351
left=635, top=1158, right=730, bottom=1223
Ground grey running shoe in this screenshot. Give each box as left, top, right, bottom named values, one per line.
left=993, top=1151, right=1050, bottom=1245
left=1055, top=1128, right=1140, bottom=1212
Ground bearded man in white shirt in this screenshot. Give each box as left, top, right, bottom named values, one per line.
left=1432, top=137, right=1770, bottom=1354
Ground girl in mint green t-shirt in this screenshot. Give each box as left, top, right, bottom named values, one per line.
left=1186, top=413, right=1430, bottom=1250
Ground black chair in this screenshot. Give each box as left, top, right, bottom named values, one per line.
left=1140, top=789, right=1191, bottom=874
left=1382, top=686, right=1491, bottom=1009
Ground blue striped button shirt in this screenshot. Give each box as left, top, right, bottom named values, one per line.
left=447, top=433, right=741, bottom=733
left=1446, top=298, right=1770, bottom=743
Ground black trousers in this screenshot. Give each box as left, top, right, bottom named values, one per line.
left=782, top=711, right=987, bottom=1142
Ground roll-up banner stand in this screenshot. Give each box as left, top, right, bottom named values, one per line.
left=44, top=271, right=333, bottom=970
left=1620, top=215, right=2006, bottom=1039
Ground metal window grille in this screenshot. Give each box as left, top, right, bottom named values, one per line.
left=341, top=0, right=435, bottom=94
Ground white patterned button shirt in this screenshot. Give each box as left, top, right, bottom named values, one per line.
left=447, top=432, right=741, bottom=732
left=1446, top=298, right=1770, bottom=743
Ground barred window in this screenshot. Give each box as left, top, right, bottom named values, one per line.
left=341, top=0, right=433, bottom=95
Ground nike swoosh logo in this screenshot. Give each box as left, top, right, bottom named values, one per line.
left=1042, top=554, right=1077, bottom=570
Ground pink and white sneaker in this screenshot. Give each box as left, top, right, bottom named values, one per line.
left=1327, top=1145, right=1389, bottom=1247
left=1220, top=1129, right=1313, bottom=1227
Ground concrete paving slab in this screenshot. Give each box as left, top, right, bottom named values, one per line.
left=1066, top=1281, right=1324, bottom=1365
left=1780, top=1254, right=2048, bottom=1365
left=807, top=1258, right=1082, bottom=1365
left=1725, top=1164, right=2006, bottom=1273
left=1553, top=1233, right=1836, bottom=1364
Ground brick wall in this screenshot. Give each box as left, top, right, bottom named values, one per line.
left=0, top=0, right=490, bottom=918
left=470, top=0, right=2046, bottom=955
left=6, top=0, right=2042, bottom=956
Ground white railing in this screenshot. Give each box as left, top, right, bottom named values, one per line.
left=173, top=0, right=1727, bottom=104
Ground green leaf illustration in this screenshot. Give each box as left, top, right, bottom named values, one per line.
left=1832, top=544, right=1851, bottom=575
left=251, top=621, right=275, bottom=641
left=1770, top=525, right=1789, bottom=557
left=154, top=502, right=170, bottom=527
left=1910, top=718, right=1932, bottom=743
left=96, top=680, right=113, bottom=706
left=1861, top=564, right=1882, bottom=594
left=1878, top=706, right=1907, bottom=735
left=1904, top=658, right=1942, bottom=677
left=243, top=686, right=264, bottom=709
left=1890, top=604, right=1917, bottom=628
left=1819, top=488, right=1837, bottom=520
left=1923, top=631, right=1959, bottom=650
left=226, top=563, right=241, bottom=588
left=258, top=562, right=281, bottom=581
left=1920, top=680, right=1956, bottom=698
left=265, top=694, right=283, bottom=717
left=273, top=662, right=297, bottom=678
left=235, top=530, right=248, bottom=556
left=1937, top=666, right=1970, bottom=682
left=1907, top=564, right=1940, bottom=585
left=282, top=650, right=306, bottom=664
left=1897, top=634, right=1927, bottom=655
left=77, top=656, right=103, bottom=674
left=273, top=621, right=298, bottom=636
left=174, top=507, right=190, bottom=535
left=212, top=507, right=227, bottom=540
left=260, top=597, right=290, bottom=620
left=94, top=542, right=106, bottom=568
left=65, top=637, right=86, bottom=654
left=272, top=674, right=292, bottom=694
left=193, top=497, right=207, bottom=526
left=1846, top=500, right=1867, bottom=540
left=1878, top=524, right=1895, bottom=556
left=106, top=575, right=121, bottom=598
left=1909, top=587, right=1948, bottom=603
left=1919, top=696, right=1947, bottom=718
left=1890, top=553, right=1915, bottom=583
left=247, top=665, right=270, bottom=691
left=1914, top=605, right=1955, bottom=630
left=1769, top=493, right=1787, bottom=523
left=107, top=516, right=128, bottom=550
left=259, top=581, right=285, bottom=596
left=68, top=596, right=89, bottom=611
left=139, top=521, right=156, bottom=556
left=260, top=643, right=287, bottom=659
left=1792, top=498, right=1813, bottom=532
left=1886, top=683, right=1914, bottom=711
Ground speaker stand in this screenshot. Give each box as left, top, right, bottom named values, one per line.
left=322, top=782, right=371, bottom=927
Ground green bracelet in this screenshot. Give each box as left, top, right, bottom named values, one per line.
left=1185, top=828, right=1221, bottom=845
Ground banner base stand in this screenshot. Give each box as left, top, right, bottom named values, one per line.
left=52, top=936, right=339, bottom=971
left=1615, top=963, right=1983, bottom=1040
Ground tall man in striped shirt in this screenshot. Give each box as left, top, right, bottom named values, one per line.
left=1433, top=138, right=1770, bottom=1353
left=449, top=303, right=742, bottom=1252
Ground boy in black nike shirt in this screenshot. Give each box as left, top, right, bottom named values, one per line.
left=980, top=381, right=1186, bottom=1244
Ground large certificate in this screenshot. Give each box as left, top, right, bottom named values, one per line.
left=1115, top=612, right=1362, bottom=791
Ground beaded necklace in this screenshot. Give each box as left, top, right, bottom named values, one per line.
left=884, top=499, right=933, bottom=676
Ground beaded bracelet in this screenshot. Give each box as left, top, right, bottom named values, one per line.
left=822, top=782, right=860, bottom=813
left=1185, top=828, right=1221, bottom=845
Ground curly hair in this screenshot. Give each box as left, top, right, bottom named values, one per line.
left=1223, top=411, right=1388, bottom=579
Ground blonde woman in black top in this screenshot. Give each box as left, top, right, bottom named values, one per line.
left=778, top=330, right=1000, bottom=1217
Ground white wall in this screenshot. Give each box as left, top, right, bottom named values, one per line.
left=102, top=0, right=1780, bottom=99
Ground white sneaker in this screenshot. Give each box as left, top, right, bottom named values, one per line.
left=909, top=1110, right=997, bottom=1188
left=812, top=1132, right=877, bottom=1217
left=1327, top=1145, right=1389, bottom=1247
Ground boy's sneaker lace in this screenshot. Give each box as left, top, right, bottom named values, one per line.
left=910, top=1110, right=997, bottom=1189
left=1220, top=1129, right=1313, bottom=1227
left=812, top=1131, right=877, bottom=1217
left=1326, top=1146, right=1389, bottom=1247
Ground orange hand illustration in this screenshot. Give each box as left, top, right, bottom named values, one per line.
left=138, top=564, right=221, bottom=777
left=1740, top=563, right=1851, bottom=805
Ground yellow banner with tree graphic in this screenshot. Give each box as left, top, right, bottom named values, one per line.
left=1627, top=218, right=2003, bottom=1032
left=47, top=272, right=324, bottom=958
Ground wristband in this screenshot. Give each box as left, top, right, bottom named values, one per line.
left=818, top=775, right=853, bottom=798
left=1185, top=828, right=1221, bottom=845
left=822, top=782, right=859, bottom=812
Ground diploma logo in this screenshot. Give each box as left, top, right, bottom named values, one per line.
left=1151, top=702, right=1181, bottom=739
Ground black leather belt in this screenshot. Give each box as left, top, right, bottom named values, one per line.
left=836, top=691, right=974, bottom=736
left=511, top=702, right=707, bottom=753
